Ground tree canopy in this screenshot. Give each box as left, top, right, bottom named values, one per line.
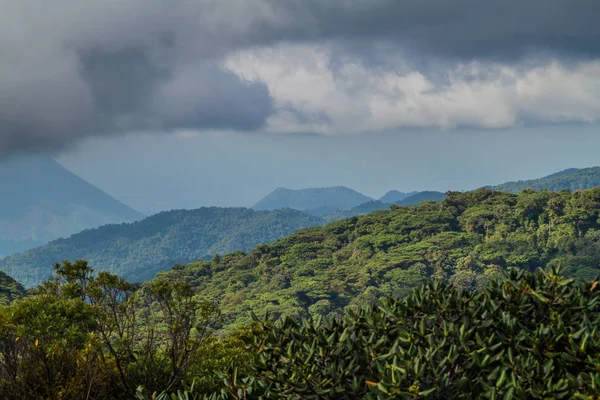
left=0, top=207, right=323, bottom=287
left=155, top=188, right=600, bottom=331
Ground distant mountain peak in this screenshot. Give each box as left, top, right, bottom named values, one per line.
left=395, top=191, right=446, bottom=206
left=379, top=190, right=417, bottom=204
left=252, top=186, right=373, bottom=212
left=0, top=154, right=143, bottom=256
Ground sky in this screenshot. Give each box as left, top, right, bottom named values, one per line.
left=55, top=124, right=600, bottom=213
left=2, top=0, right=600, bottom=213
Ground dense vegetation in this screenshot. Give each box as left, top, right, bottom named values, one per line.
left=155, top=188, right=600, bottom=331
left=0, top=208, right=323, bottom=287
left=492, top=167, right=600, bottom=193
left=215, top=267, right=600, bottom=399
left=2, top=188, right=600, bottom=398
left=0, top=271, right=26, bottom=305
left=0, top=261, right=241, bottom=399
left=1, top=261, right=599, bottom=399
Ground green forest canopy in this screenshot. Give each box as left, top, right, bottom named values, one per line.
left=2, top=187, right=600, bottom=398
left=225, top=267, right=600, bottom=399
left=0, top=271, right=26, bottom=306
left=155, top=188, right=600, bottom=331
left=1, top=261, right=599, bottom=399
left=0, top=207, right=324, bottom=287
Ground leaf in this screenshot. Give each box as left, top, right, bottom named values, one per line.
left=376, top=383, right=389, bottom=394
left=419, top=388, right=437, bottom=396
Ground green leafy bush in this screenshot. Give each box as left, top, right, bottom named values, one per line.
left=213, top=268, right=600, bottom=399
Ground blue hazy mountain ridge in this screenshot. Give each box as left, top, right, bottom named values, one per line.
left=378, top=190, right=417, bottom=203
left=0, top=207, right=324, bottom=287
left=396, top=191, right=447, bottom=206
left=321, top=193, right=448, bottom=222
left=490, top=167, right=600, bottom=193
left=252, top=186, right=373, bottom=212
left=5, top=164, right=600, bottom=288
left=321, top=200, right=392, bottom=222
left=0, top=155, right=144, bottom=256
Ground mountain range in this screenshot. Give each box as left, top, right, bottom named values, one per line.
left=252, top=187, right=444, bottom=215
left=0, top=207, right=323, bottom=287
left=0, top=155, right=143, bottom=257
left=378, top=190, right=418, bottom=203
left=253, top=167, right=600, bottom=217
left=252, top=186, right=373, bottom=213
left=152, top=186, right=600, bottom=331
left=490, top=166, right=600, bottom=193
left=3, top=159, right=600, bottom=287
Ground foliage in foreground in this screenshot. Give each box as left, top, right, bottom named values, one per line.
left=209, top=267, right=600, bottom=399
left=2, top=262, right=600, bottom=399
left=0, top=261, right=247, bottom=400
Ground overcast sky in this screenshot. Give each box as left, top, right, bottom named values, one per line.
left=2, top=0, right=600, bottom=212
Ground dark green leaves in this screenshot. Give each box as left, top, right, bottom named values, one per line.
left=214, top=269, right=600, bottom=399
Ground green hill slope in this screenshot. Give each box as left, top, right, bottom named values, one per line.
left=152, top=187, right=600, bottom=331
left=0, top=271, right=26, bottom=305
left=492, top=166, right=600, bottom=193
left=0, top=207, right=324, bottom=287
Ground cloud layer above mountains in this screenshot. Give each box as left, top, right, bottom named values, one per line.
left=1, top=0, right=599, bottom=154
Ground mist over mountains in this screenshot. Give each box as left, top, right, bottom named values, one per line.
left=252, top=186, right=373, bottom=213
left=2, top=153, right=600, bottom=287
left=0, top=155, right=143, bottom=256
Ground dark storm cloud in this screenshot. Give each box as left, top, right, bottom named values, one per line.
left=0, top=0, right=597, bottom=155
left=259, top=0, right=600, bottom=61
left=0, top=0, right=275, bottom=155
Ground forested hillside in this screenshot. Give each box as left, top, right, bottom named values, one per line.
left=4, top=261, right=600, bottom=399
left=0, top=271, right=26, bottom=305
left=3, top=188, right=600, bottom=398
left=0, top=207, right=323, bottom=287
left=493, top=166, right=600, bottom=193
left=0, top=195, right=453, bottom=288
left=155, top=188, right=600, bottom=331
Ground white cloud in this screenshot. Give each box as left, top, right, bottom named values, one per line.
left=2, top=0, right=600, bottom=154
left=225, top=44, right=600, bottom=133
